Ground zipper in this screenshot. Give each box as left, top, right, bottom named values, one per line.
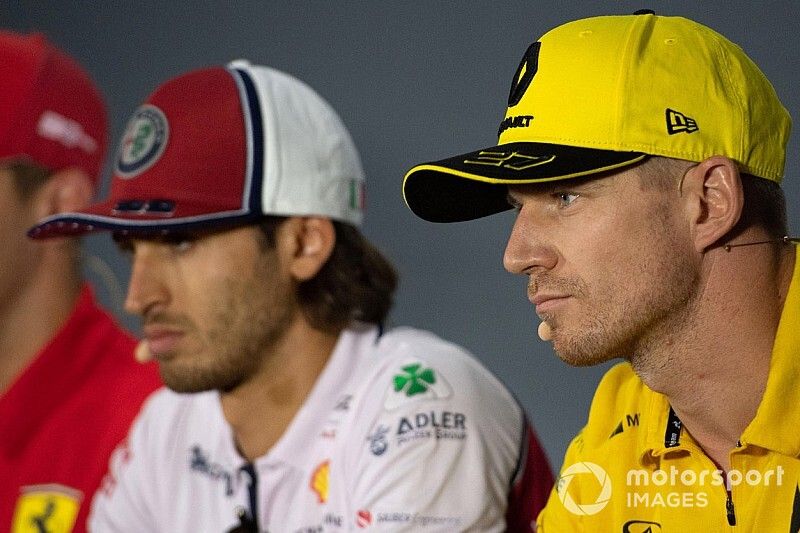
left=229, top=463, right=259, bottom=533
left=725, top=440, right=743, bottom=527
left=725, top=489, right=736, bottom=526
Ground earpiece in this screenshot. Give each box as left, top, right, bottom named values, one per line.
left=134, top=340, right=152, bottom=363
left=538, top=321, right=553, bottom=342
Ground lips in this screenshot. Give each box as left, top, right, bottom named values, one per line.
left=530, top=293, right=571, bottom=315
left=142, top=325, right=185, bottom=358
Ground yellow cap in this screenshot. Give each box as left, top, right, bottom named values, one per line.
left=404, top=12, right=791, bottom=222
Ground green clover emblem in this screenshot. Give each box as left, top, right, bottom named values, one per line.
left=393, top=363, right=436, bottom=397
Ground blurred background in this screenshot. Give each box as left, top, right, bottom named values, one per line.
left=5, top=1, right=798, bottom=470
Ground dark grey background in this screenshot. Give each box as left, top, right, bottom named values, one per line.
left=5, top=2, right=798, bottom=470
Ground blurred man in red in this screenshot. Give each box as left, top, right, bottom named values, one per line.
left=0, top=31, right=161, bottom=532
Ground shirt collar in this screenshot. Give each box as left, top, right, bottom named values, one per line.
left=639, top=388, right=691, bottom=460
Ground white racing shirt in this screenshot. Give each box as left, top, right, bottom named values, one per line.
left=90, top=324, right=550, bottom=532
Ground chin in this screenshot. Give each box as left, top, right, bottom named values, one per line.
left=552, top=336, right=619, bottom=368
left=554, top=350, right=612, bottom=368
left=158, top=364, right=240, bottom=394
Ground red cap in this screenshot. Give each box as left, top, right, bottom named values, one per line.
left=0, top=31, right=107, bottom=185
left=28, top=61, right=365, bottom=239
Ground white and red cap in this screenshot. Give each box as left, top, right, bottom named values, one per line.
left=0, top=31, right=107, bottom=185
left=29, top=60, right=365, bottom=238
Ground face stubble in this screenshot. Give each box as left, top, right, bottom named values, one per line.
left=159, top=247, right=296, bottom=393
left=542, top=189, right=701, bottom=369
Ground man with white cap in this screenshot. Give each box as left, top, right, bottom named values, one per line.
left=0, top=32, right=161, bottom=532
left=404, top=10, right=798, bottom=531
left=31, top=60, right=554, bottom=531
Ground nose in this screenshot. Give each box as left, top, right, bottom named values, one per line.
left=503, top=209, right=558, bottom=275
left=124, top=241, right=169, bottom=317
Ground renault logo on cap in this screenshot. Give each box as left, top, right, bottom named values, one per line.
left=507, top=42, right=541, bottom=107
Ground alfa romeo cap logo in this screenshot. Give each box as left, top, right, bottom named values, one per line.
left=116, top=104, right=169, bottom=178
left=557, top=462, right=612, bottom=515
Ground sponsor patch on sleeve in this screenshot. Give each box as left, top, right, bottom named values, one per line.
left=383, top=360, right=452, bottom=411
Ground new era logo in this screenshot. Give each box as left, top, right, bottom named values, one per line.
left=666, top=108, right=698, bottom=135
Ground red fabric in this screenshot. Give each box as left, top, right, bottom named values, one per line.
left=0, top=31, right=107, bottom=183
left=506, top=419, right=555, bottom=532
left=0, top=286, right=161, bottom=532
left=28, top=67, right=251, bottom=240
left=106, top=67, right=247, bottom=211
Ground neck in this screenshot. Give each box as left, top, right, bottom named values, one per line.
left=220, top=317, right=341, bottom=462
left=0, top=250, right=82, bottom=394
left=632, top=242, right=795, bottom=469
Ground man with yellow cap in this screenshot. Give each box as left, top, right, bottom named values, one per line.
left=404, top=10, right=798, bottom=530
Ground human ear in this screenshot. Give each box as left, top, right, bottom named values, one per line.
left=32, top=167, right=94, bottom=221
left=285, top=217, right=336, bottom=281
left=680, top=156, right=743, bottom=253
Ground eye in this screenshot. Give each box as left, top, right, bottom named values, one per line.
left=554, top=192, right=579, bottom=207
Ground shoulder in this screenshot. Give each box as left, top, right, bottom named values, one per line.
left=375, top=326, right=509, bottom=388
left=370, top=326, right=519, bottom=411
left=337, top=327, right=530, bottom=523
left=343, top=326, right=525, bottom=454
left=538, top=365, right=655, bottom=529
left=564, top=362, right=648, bottom=455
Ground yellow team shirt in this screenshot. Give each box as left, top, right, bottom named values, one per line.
left=537, top=246, right=800, bottom=531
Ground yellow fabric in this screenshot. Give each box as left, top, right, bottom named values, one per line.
left=537, top=246, right=800, bottom=531
left=499, top=14, right=791, bottom=182
left=11, top=485, right=81, bottom=533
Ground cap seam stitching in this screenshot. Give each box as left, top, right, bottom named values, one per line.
left=706, top=28, right=747, bottom=162
left=615, top=15, right=648, bottom=148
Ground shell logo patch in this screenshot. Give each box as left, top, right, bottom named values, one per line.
left=11, top=484, right=82, bottom=533
left=310, top=460, right=330, bottom=504
left=116, top=104, right=169, bottom=178
left=356, top=509, right=372, bottom=528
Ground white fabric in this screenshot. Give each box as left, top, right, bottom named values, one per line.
left=230, top=60, right=365, bottom=226
left=90, top=325, right=526, bottom=532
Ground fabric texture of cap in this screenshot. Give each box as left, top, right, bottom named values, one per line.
left=29, top=60, right=365, bottom=238
left=0, top=31, right=107, bottom=185
left=403, top=12, right=792, bottom=222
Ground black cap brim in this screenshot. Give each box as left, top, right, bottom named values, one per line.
left=403, top=142, right=647, bottom=222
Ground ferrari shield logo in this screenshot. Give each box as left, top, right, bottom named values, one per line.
left=11, top=484, right=82, bottom=533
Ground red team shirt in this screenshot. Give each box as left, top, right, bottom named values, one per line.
left=0, top=286, right=161, bottom=532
